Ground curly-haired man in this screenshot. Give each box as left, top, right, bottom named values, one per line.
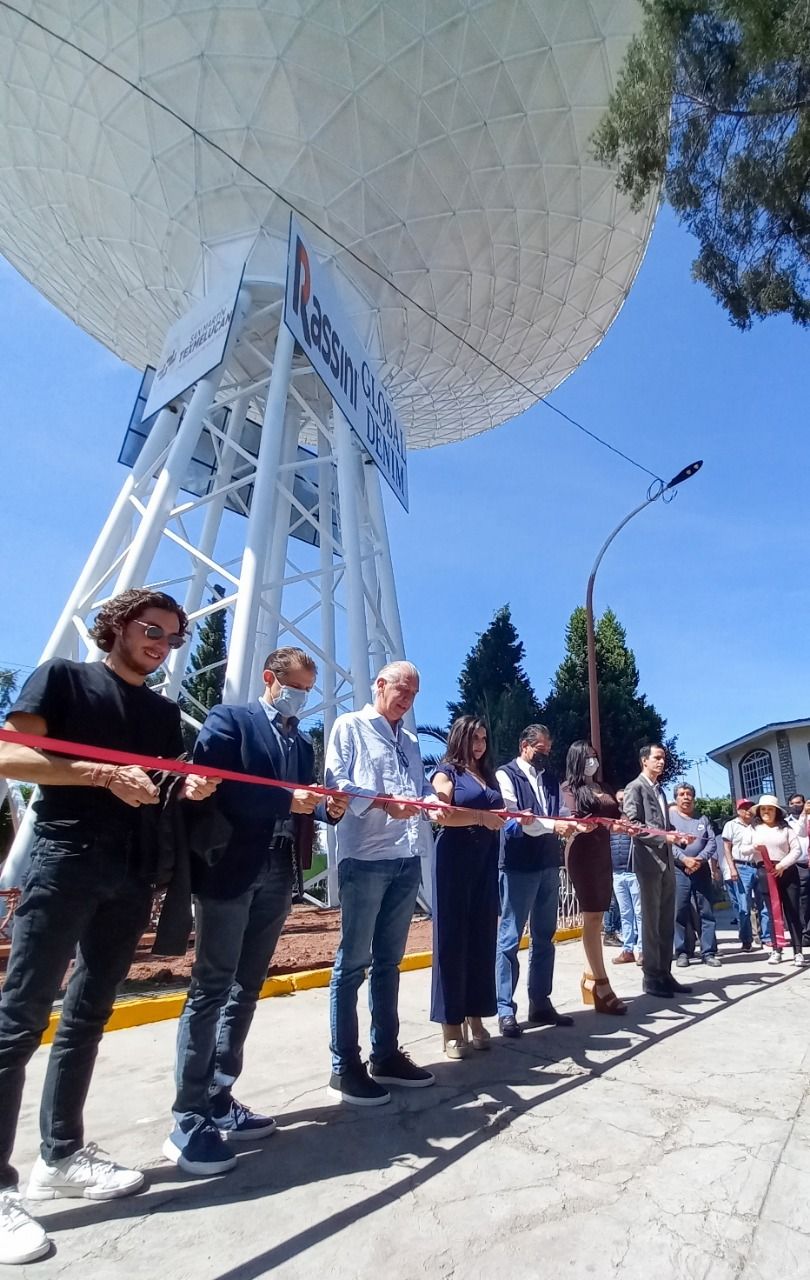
left=0, top=588, right=217, bottom=1265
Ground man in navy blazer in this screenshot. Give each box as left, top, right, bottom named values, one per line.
left=164, top=646, right=348, bottom=1177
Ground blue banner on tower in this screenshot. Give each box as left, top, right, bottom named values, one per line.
left=284, top=215, right=409, bottom=511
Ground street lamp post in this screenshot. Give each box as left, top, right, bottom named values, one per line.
left=586, top=461, right=703, bottom=765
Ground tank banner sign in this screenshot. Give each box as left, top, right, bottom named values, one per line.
left=143, top=268, right=245, bottom=420
left=284, top=215, right=409, bottom=511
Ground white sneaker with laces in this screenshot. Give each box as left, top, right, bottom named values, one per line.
left=0, top=1189, right=50, bottom=1265
left=794, top=953, right=806, bottom=968
left=767, top=949, right=783, bottom=966
left=27, top=1144, right=145, bottom=1202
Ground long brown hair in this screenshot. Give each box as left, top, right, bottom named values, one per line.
left=442, top=716, right=497, bottom=788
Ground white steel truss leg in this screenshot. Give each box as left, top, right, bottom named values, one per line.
left=38, top=405, right=179, bottom=663
left=249, top=409, right=302, bottom=694
left=163, top=394, right=249, bottom=701
left=333, top=407, right=371, bottom=707
left=223, top=320, right=295, bottom=705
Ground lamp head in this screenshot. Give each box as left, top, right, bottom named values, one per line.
left=665, top=460, right=703, bottom=490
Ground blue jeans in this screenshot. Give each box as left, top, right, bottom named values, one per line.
left=0, top=829, right=152, bottom=1188
left=603, top=895, right=622, bottom=935
left=674, top=865, right=717, bottom=957
left=612, top=870, right=642, bottom=953
left=495, top=866, right=560, bottom=1018
left=173, top=855, right=293, bottom=1129
left=329, top=856, right=422, bottom=1074
left=727, top=863, right=772, bottom=947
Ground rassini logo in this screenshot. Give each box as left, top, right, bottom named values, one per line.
left=291, top=236, right=359, bottom=410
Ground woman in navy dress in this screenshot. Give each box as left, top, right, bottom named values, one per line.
left=431, top=717, right=505, bottom=1059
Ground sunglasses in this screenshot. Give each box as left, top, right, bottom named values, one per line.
left=131, top=619, right=187, bottom=650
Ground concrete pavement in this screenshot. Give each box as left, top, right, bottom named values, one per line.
left=6, top=927, right=809, bottom=1279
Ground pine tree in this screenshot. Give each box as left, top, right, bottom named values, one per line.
left=448, top=606, right=543, bottom=767
left=179, top=588, right=228, bottom=747
left=0, top=669, right=18, bottom=721
left=543, top=606, right=687, bottom=787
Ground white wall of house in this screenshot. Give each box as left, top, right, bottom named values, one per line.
left=716, top=725, right=810, bottom=805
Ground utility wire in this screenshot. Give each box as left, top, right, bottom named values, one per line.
left=0, top=0, right=664, bottom=484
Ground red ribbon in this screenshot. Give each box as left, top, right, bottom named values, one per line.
left=0, top=727, right=675, bottom=838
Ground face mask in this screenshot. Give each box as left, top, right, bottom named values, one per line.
left=270, top=684, right=308, bottom=719
left=531, top=751, right=548, bottom=770
left=584, top=757, right=599, bottom=778
left=789, top=804, right=804, bottom=817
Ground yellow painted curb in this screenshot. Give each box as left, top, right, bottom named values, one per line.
left=38, top=926, right=584, bottom=1045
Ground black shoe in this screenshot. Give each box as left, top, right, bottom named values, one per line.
left=742, top=943, right=753, bottom=953
left=703, top=954, right=721, bottom=968
left=676, top=954, right=690, bottom=968
left=498, top=1015, right=522, bottom=1038
left=327, top=1062, right=390, bottom=1107
left=642, top=979, right=674, bottom=998
left=369, top=1049, right=434, bottom=1089
left=527, top=1001, right=574, bottom=1027
left=665, top=974, right=693, bottom=994
left=603, top=932, right=622, bottom=948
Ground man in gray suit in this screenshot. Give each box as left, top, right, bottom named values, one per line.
left=622, top=744, right=691, bottom=999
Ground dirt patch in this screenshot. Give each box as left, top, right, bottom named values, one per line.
left=0, top=905, right=434, bottom=995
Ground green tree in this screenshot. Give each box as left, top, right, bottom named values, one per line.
left=593, top=1, right=810, bottom=327
left=179, top=587, right=228, bottom=750
left=448, top=605, right=543, bottom=767
left=0, top=669, right=18, bottom=720
left=694, top=794, right=733, bottom=824
left=542, top=607, right=687, bottom=788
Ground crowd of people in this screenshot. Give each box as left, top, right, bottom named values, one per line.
left=0, top=586, right=802, bottom=1265
left=603, top=787, right=810, bottom=971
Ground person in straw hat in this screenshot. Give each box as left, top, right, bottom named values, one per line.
left=751, top=795, right=804, bottom=967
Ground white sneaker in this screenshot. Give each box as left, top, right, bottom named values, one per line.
left=27, top=1144, right=145, bottom=1202
left=794, top=953, right=806, bottom=968
left=0, top=1189, right=50, bottom=1265
left=767, top=949, right=783, bottom=966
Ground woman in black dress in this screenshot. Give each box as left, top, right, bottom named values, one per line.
left=562, top=741, right=629, bottom=1016
left=431, top=717, right=505, bottom=1059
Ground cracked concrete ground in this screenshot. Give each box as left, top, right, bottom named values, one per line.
left=6, top=926, right=809, bottom=1279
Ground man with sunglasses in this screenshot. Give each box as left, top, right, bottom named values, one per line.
left=0, top=588, right=217, bottom=1266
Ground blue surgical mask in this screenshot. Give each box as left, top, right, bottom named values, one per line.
left=269, top=684, right=308, bottom=719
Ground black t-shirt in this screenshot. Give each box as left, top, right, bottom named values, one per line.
left=9, top=658, right=184, bottom=833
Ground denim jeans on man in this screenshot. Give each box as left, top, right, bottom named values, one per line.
left=329, top=856, right=422, bottom=1074
left=0, top=829, right=152, bottom=1189
left=612, top=870, right=643, bottom=953
left=495, top=866, right=560, bottom=1017
left=173, top=855, right=293, bottom=1130
left=727, top=863, right=772, bottom=947
left=674, top=864, right=717, bottom=957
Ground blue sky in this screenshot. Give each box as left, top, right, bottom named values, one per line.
left=1, top=207, right=807, bottom=796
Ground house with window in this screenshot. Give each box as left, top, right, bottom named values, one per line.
left=707, top=720, right=810, bottom=805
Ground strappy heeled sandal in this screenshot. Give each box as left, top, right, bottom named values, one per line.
left=442, top=1025, right=470, bottom=1059
left=581, top=972, right=627, bottom=1016
left=464, top=1018, right=491, bottom=1051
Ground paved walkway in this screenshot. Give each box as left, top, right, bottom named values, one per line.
left=7, top=926, right=810, bottom=1279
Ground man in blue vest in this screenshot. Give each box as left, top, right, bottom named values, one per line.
left=495, top=725, right=574, bottom=1037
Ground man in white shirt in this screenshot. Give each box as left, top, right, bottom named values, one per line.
left=721, top=798, right=772, bottom=951
left=324, top=661, right=441, bottom=1106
